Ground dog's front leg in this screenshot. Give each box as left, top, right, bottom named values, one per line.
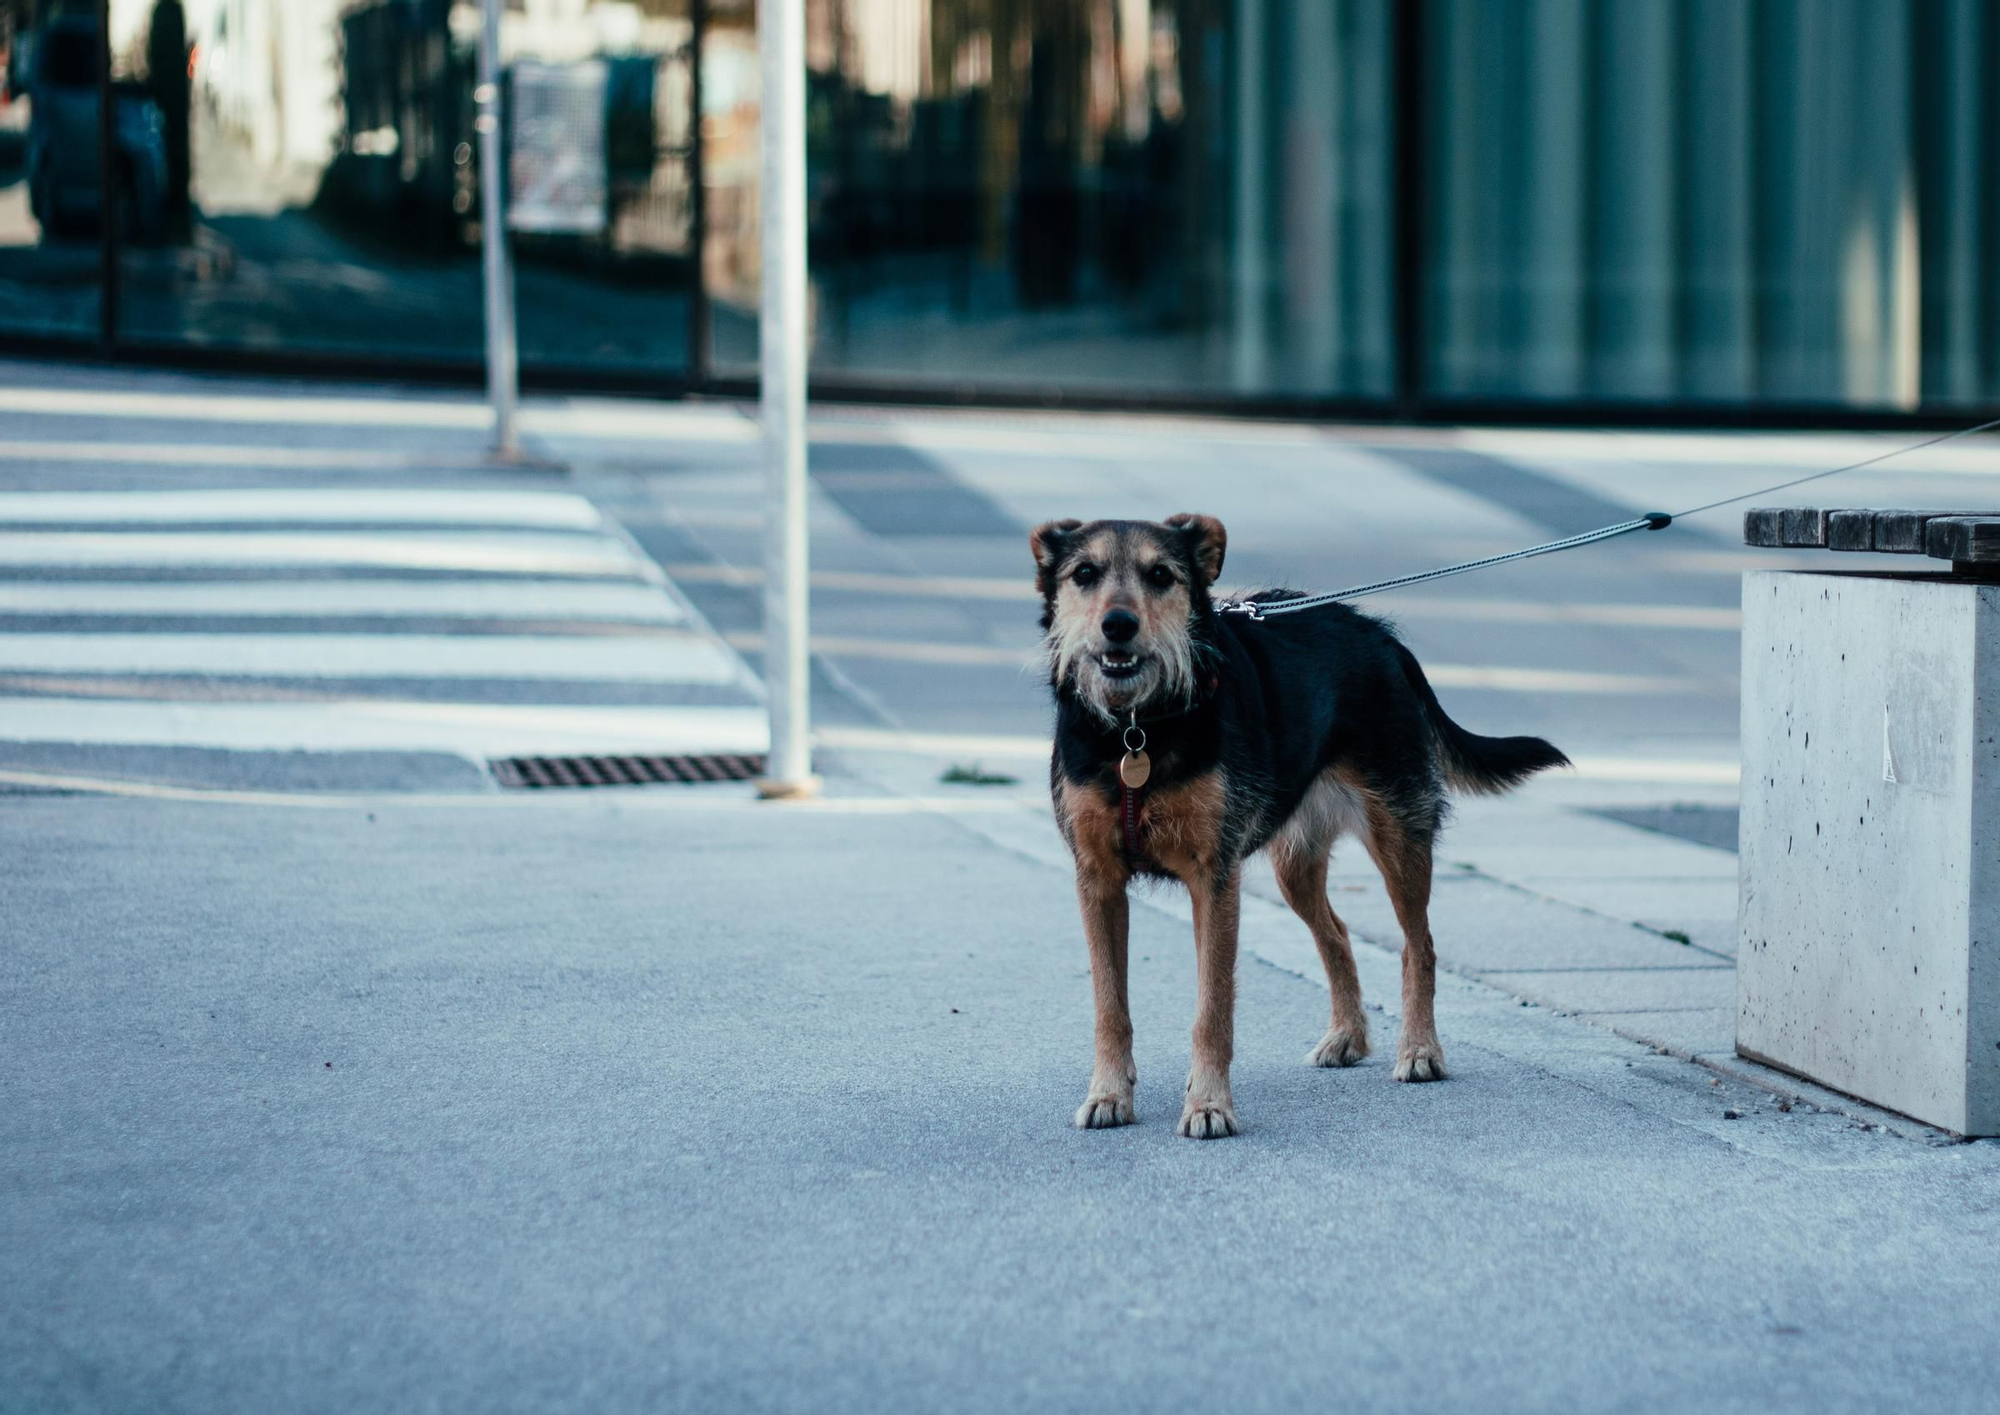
left=1073, top=864, right=1138, bottom=1129
left=1178, top=864, right=1240, bottom=1138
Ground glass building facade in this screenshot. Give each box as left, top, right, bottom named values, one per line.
left=0, top=0, right=1995, bottom=417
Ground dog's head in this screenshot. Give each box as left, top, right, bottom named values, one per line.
left=1030, top=514, right=1226, bottom=722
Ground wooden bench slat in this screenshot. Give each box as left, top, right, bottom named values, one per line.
left=1743, top=508, right=1787, bottom=547
left=1826, top=509, right=1877, bottom=551
left=1925, top=517, right=2000, bottom=564
left=1779, top=508, right=1831, bottom=547
left=1745, top=507, right=2000, bottom=558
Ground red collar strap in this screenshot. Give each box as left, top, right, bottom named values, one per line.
left=1120, top=780, right=1145, bottom=862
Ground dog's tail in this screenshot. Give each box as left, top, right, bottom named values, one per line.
left=1393, top=642, right=1570, bottom=795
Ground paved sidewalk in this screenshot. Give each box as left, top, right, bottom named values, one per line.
left=5, top=790, right=1997, bottom=1415
left=832, top=743, right=1873, bottom=1126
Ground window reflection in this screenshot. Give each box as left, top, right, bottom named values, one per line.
left=0, top=3, right=105, bottom=338
left=93, top=0, right=696, bottom=370
left=707, top=0, right=1397, bottom=397
left=1424, top=0, right=2000, bottom=409
left=2, top=0, right=1991, bottom=411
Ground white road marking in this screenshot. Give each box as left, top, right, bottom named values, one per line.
left=0, top=440, right=440, bottom=469
left=0, top=579, right=684, bottom=623
left=1422, top=664, right=1725, bottom=696
left=724, top=630, right=1036, bottom=668
left=0, top=632, right=740, bottom=683
left=732, top=629, right=1717, bottom=693
left=0, top=765, right=1039, bottom=811
left=1368, top=596, right=1741, bottom=631
left=1563, top=756, right=1741, bottom=785
left=666, top=560, right=1738, bottom=628
left=818, top=726, right=1050, bottom=759
left=667, top=561, right=1039, bottom=601
left=0, top=698, right=770, bottom=756
left=0, top=530, right=644, bottom=576
left=0, top=388, right=758, bottom=443
left=0, top=489, right=603, bottom=528
left=815, top=726, right=1740, bottom=783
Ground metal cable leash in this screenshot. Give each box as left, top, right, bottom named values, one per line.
left=1221, top=416, right=2000, bottom=619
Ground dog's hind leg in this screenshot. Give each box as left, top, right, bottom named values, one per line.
left=1360, top=794, right=1448, bottom=1083
left=1274, top=843, right=1371, bottom=1068
left=1073, top=862, right=1138, bottom=1129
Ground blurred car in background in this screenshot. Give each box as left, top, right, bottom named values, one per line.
left=26, top=13, right=166, bottom=244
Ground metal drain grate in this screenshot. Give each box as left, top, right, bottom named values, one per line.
left=491, top=754, right=766, bottom=789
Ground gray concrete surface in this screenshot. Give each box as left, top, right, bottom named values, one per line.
left=4, top=792, right=1999, bottom=1415
left=10, top=364, right=2000, bottom=1410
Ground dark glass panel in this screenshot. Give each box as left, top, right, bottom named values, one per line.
left=102, top=0, right=694, bottom=373
left=1424, top=0, right=2000, bottom=408
left=0, top=1, right=105, bottom=340
left=707, top=0, right=1396, bottom=399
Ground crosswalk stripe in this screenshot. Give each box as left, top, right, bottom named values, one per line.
left=723, top=629, right=1722, bottom=693
left=0, top=440, right=439, bottom=470
left=0, top=486, right=762, bottom=765
left=665, top=561, right=1739, bottom=629
left=0, top=530, right=644, bottom=576
left=815, top=726, right=1742, bottom=783
left=0, top=579, right=685, bottom=623
left=0, top=697, right=769, bottom=756
left=0, top=489, right=604, bottom=528
left=0, top=632, right=741, bottom=683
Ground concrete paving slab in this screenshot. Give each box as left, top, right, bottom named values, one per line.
left=1479, top=966, right=1736, bottom=1015
left=1584, top=1007, right=1739, bottom=1057
left=1507, top=875, right=1738, bottom=951
left=1255, top=870, right=1730, bottom=972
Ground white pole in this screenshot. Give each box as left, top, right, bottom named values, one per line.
left=757, top=0, right=816, bottom=798
left=477, top=0, right=519, bottom=459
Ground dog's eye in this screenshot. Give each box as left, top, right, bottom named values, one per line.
left=1072, top=564, right=1099, bottom=587
left=1144, top=564, right=1176, bottom=590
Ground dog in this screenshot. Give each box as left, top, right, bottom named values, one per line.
left=1033, top=514, right=1568, bottom=1138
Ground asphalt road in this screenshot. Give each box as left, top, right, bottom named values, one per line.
left=568, top=402, right=1987, bottom=801
left=4, top=361, right=1993, bottom=803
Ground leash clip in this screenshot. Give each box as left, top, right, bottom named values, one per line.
left=1119, top=715, right=1152, bottom=790
left=1221, top=599, right=1264, bottom=622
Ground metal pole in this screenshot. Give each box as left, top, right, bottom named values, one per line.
left=757, top=0, right=815, bottom=798
left=477, top=0, right=519, bottom=459
left=686, top=0, right=711, bottom=385
left=95, top=0, right=119, bottom=352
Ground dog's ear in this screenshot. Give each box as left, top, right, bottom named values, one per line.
left=1030, top=519, right=1083, bottom=594
left=1165, top=513, right=1227, bottom=586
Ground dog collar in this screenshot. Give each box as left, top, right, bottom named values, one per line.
left=1095, top=671, right=1221, bottom=740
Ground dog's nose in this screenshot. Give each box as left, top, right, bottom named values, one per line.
left=1101, top=609, right=1139, bottom=644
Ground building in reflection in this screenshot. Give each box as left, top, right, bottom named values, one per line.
left=0, top=0, right=1996, bottom=418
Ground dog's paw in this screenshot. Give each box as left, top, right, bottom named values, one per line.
left=1306, top=1025, right=1370, bottom=1068
left=1074, top=1092, right=1136, bottom=1129
left=1394, top=1038, right=1448, bottom=1083
left=1175, top=1098, right=1238, bottom=1139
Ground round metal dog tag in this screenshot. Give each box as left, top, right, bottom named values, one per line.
left=1119, top=750, right=1152, bottom=789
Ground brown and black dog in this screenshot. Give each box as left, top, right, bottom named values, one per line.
left=1034, top=514, right=1568, bottom=1137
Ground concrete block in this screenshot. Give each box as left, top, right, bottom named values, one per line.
left=1738, top=571, right=2000, bottom=1135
